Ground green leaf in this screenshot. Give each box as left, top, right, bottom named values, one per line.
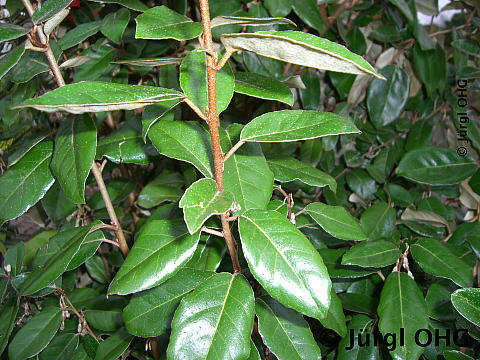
left=0, top=141, right=54, bottom=225
left=413, top=43, right=447, bottom=96
left=137, top=171, right=183, bottom=208
left=51, top=115, right=96, bottom=203
left=346, top=168, right=377, bottom=200
left=18, top=82, right=184, bottom=114
left=264, top=0, right=293, bottom=17
left=57, top=22, right=102, bottom=50
left=8, top=307, right=62, bottom=360
left=444, top=350, right=475, bottom=360
left=342, top=241, right=400, bottom=267
left=360, top=202, right=396, bottom=241
left=292, top=0, right=324, bottom=33
left=255, top=296, right=322, bottom=360
left=180, top=50, right=234, bottom=115
left=67, top=229, right=104, bottom=271
left=148, top=121, right=214, bottom=177
left=451, top=288, right=480, bottom=327
left=141, top=99, right=182, bottom=141
left=211, top=16, right=295, bottom=28
left=185, top=234, right=225, bottom=271
left=24, top=230, right=58, bottom=265
left=88, top=0, right=148, bottom=12
left=123, top=268, right=213, bottom=337
left=337, top=315, right=380, bottom=359
left=221, top=31, right=384, bottom=78
left=135, top=6, right=203, bottom=41
left=223, top=124, right=274, bottom=213
left=452, top=40, right=480, bottom=57
left=179, top=178, right=235, bottom=234
left=319, top=248, right=376, bottom=279
left=305, top=202, right=367, bottom=241
left=411, top=238, right=473, bottom=288
left=367, top=65, right=409, bottom=128
left=267, top=156, right=336, bottom=191
left=167, top=273, right=255, bottom=360
left=319, top=289, right=347, bottom=337
left=0, top=23, right=29, bottom=42
left=85, top=256, right=108, bottom=284
left=239, top=209, right=331, bottom=319
left=0, top=44, right=26, bottom=81
left=377, top=272, right=429, bottom=360
left=22, top=223, right=100, bottom=295
left=32, top=0, right=73, bottom=24
left=240, top=110, right=359, bottom=142
left=108, top=219, right=201, bottom=295
left=234, top=72, right=293, bottom=105
left=94, top=328, right=133, bottom=360
left=0, top=298, right=19, bottom=356
left=113, top=57, right=183, bottom=67
left=101, top=8, right=130, bottom=44
left=39, top=333, right=79, bottom=360
left=397, top=146, right=477, bottom=185
left=4, top=242, right=25, bottom=277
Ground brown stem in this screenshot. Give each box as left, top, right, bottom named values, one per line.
left=199, top=0, right=241, bottom=274
left=223, top=140, right=245, bottom=163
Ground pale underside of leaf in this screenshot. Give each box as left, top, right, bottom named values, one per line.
left=211, top=16, right=296, bottom=28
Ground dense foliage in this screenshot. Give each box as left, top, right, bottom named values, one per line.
left=0, top=0, right=479, bottom=359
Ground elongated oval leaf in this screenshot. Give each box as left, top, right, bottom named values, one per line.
left=267, top=156, right=336, bottom=191
left=451, top=288, right=480, bottom=327
left=234, top=72, right=293, bottom=105
left=342, top=241, right=400, bottom=268
left=112, top=57, right=183, bottom=67
left=4, top=242, right=25, bottom=277
left=0, top=141, right=54, bottom=225
left=51, top=115, right=96, bottom=203
left=360, top=201, right=396, bottom=241
left=179, top=178, right=235, bottom=234
left=94, top=328, right=133, bottom=360
left=167, top=273, right=255, bottom=360
left=39, top=333, right=79, bottom=360
left=148, top=121, right=214, bottom=177
left=0, top=298, right=19, bottom=356
left=135, top=6, right=203, bottom=41
left=306, top=202, right=367, bottom=241
left=17, top=82, right=185, bottom=114
left=255, top=296, right=322, bottom=360
left=221, top=31, right=384, bottom=78
left=57, top=22, right=102, bottom=50
left=377, top=272, right=429, bottom=360
left=211, top=16, right=295, bottom=28
left=123, top=268, right=213, bottom=337
left=101, top=8, right=130, bottom=44
left=108, top=219, right=201, bottom=295
left=32, top=0, right=73, bottom=24
left=8, top=307, right=62, bottom=360
left=0, top=44, right=26, bottom=81
left=320, top=289, right=347, bottom=337
left=410, top=238, right=472, bottom=288
left=0, top=23, right=29, bottom=42
left=239, top=209, right=331, bottom=319
left=397, top=146, right=477, bottom=185
left=241, top=110, right=359, bottom=142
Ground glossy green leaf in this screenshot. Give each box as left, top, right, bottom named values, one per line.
left=23, top=230, right=58, bottom=265
left=167, top=273, right=254, bottom=360
left=88, top=0, right=148, bottom=12
left=101, top=8, right=130, bottom=44
left=0, top=297, right=19, bottom=356
left=452, top=40, right=480, bottom=56
left=57, top=22, right=102, bottom=50
left=267, top=156, right=336, bottom=191
left=108, top=219, right=201, bottom=295
left=51, top=115, right=96, bottom=203
left=180, top=50, right=234, bottom=115
left=264, top=0, right=292, bottom=17
left=22, top=223, right=100, bottom=295
left=18, top=82, right=184, bottom=114
left=0, top=44, right=26, bottom=81
left=306, top=202, right=367, bottom=241
left=411, top=238, right=472, bottom=288
left=0, top=141, right=54, bottom=225
left=221, top=31, right=384, bottom=78
left=426, top=282, right=455, bottom=322
left=179, top=178, right=235, bottom=234
left=39, top=333, right=79, bottom=360
left=135, top=6, right=203, bottom=41
left=85, top=256, right=108, bottom=284
left=451, top=288, right=480, bottom=327
left=319, top=289, right=347, bottom=337
left=255, top=296, right=322, bottom=360
left=397, top=146, right=477, bottom=185
left=292, top=0, right=324, bottom=33
left=123, top=268, right=213, bottom=337
left=4, top=242, right=25, bottom=277
left=234, top=72, right=293, bottom=105
left=137, top=171, right=183, bottom=208
left=241, top=110, right=359, bottom=142
left=66, top=229, right=104, bottom=271
left=239, top=209, right=331, bottom=319
left=413, top=43, right=447, bottom=96
left=223, top=124, right=274, bottom=213
left=337, top=315, right=380, bottom=359
left=8, top=307, right=62, bottom=360
left=377, top=272, right=429, bottom=360
left=444, top=350, right=475, bottom=360
left=0, top=23, right=29, bottom=42
left=141, top=99, right=182, bottom=141
left=346, top=168, right=377, bottom=200
left=342, top=241, right=400, bottom=267
left=148, top=121, right=214, bottom=177
left=94, top=328, right=133, bottom=360
left=360, top=202, right=396, bottom=241
left=319, top=248, right=377, bottom=279
left=338, top=293, right=378, bottom=315
left=211, top=16, right=295, bottom=28
left=405, top=119, right=433, bottom=151
left=32, top=0, right=73, bottom=24
left=367, top=65, right=409, bottom=128
left=185, top=234, right=225, bottom=271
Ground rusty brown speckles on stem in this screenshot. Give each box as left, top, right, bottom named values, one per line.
left=199, top=0, right=241, bottom=274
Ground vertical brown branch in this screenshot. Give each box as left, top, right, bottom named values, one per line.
left=199, top=0, right=241, bottom=274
